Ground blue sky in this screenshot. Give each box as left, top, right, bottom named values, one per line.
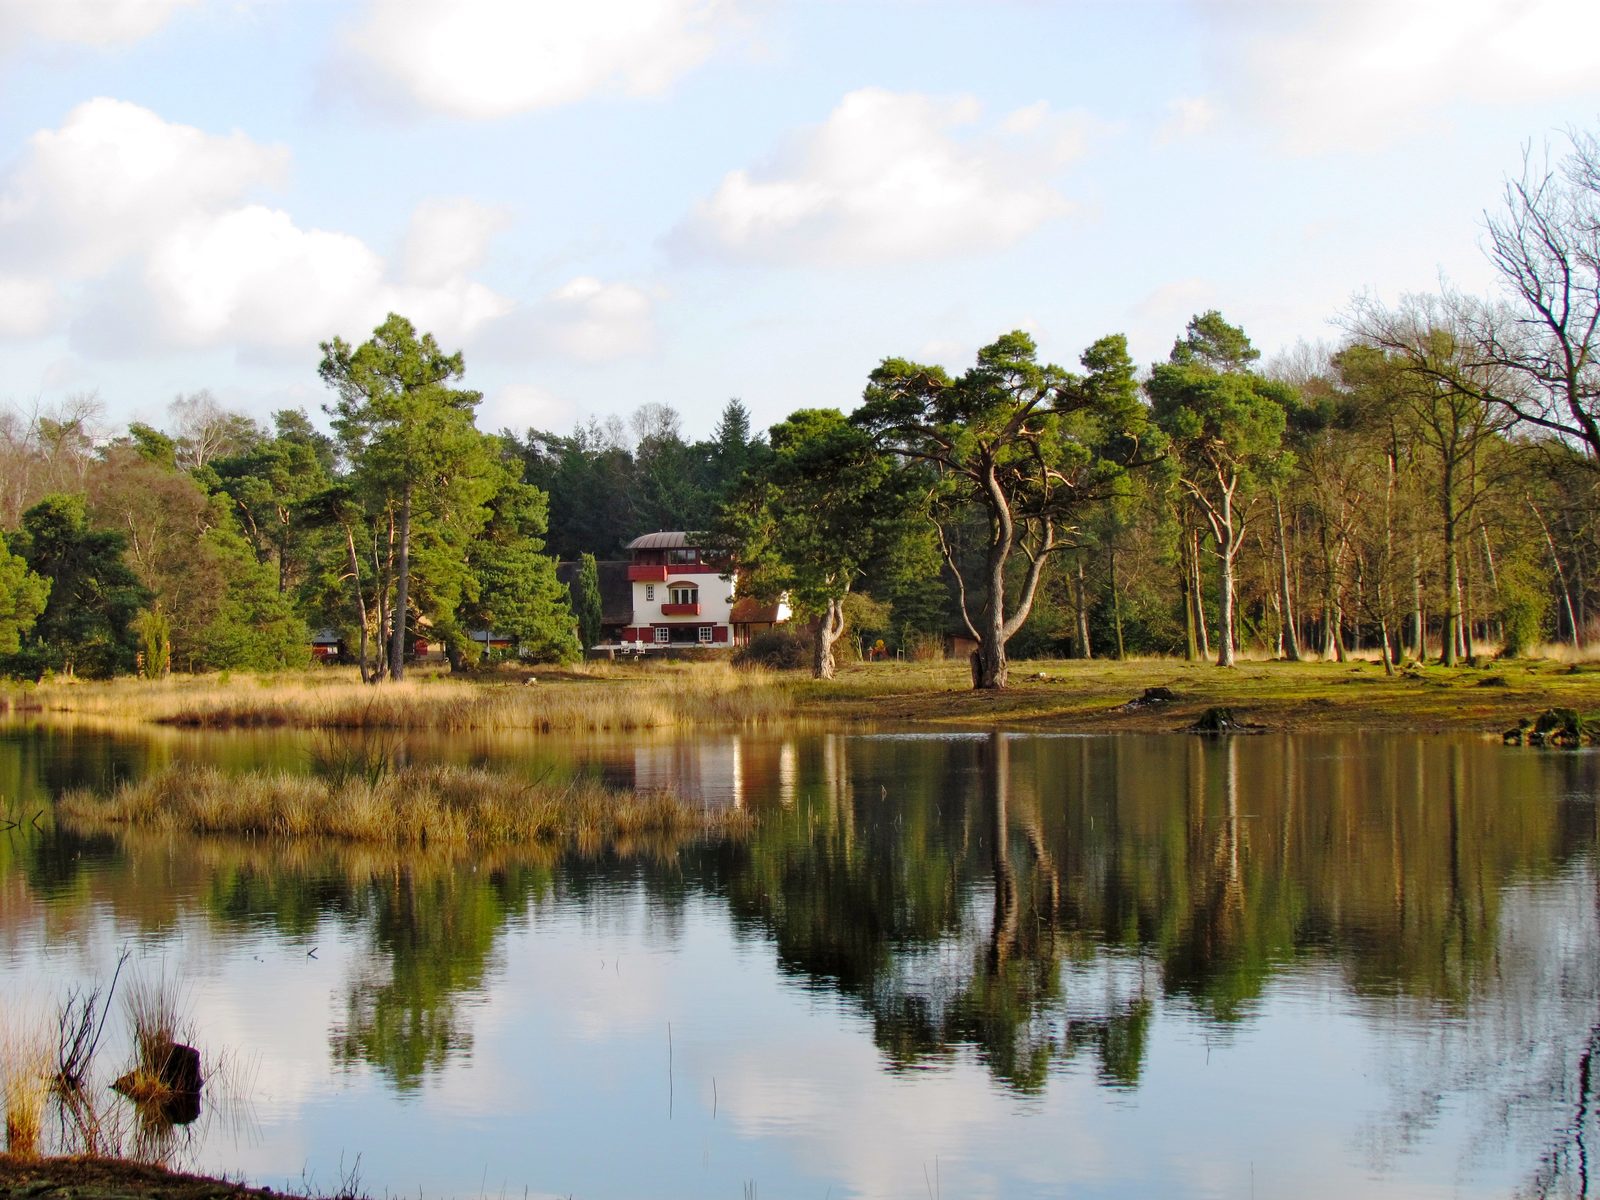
left=1, top=0, right=1597, bottom=442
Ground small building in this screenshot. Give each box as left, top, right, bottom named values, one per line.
left=615, top=531, right=790, bottom=651
left=309, top=628, right=343, bottom=661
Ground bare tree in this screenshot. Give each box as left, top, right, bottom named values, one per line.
left=1470, top=131, right=1600, bottom=460
left=169, top=389, right=260, bottom=470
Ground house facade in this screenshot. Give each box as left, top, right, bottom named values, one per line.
left=616, top=531, right=788, bottom=649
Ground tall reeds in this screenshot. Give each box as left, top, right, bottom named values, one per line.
left=59, top=762, right=753, bottom=846
left=1, top=1010, right=50, bottom=1158
left=17, top=662, right=795, bottom=732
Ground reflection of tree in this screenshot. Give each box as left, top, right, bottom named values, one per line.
left=331, top=862, right=551, bottom=1089
left=717, top=730, right=1595, bottom=1099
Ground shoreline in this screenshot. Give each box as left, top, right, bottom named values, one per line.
left=3, top=656, right=1597, bottom=738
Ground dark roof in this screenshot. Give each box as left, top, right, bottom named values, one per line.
left=730, top=598, right=785, bottom=624
left=624, top=531, right=705, bottom=551
left=556, top=560, right=633, bottom=624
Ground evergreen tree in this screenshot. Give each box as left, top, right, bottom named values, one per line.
left=5, top=494, right=148, bottom=678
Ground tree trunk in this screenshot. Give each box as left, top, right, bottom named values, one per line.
left=1216, top=492, right=1237, bottom=668
left=1411, top=544, right=1425, bottom=661
left=1191, top=529, right=1210, bottom=659
left=343, top=527, right=372, bottom=685
left=1274, top=491, right=1301, bottom=661
left=1180, top=533, right=1198, bottom=661
left=390, top=488, right=412, bottom=682
left=1074, top=555, right=1092, bottom=660
left=1441, top=480, right=1460, bottom=667
left=1531, top=498, right=1581, bottom=650
left=812, top=596, right=846, bottom=680
left=1110, top=549, right=1126, bottom=660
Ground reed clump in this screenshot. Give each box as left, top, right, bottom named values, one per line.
left=1, top=1012, right=50, bottom=1158
left=59, top=762, right=753, bottom=846
left=19, top=662, right=795, bottom=733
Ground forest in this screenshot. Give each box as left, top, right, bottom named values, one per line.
left=0, top=130, right=1596, bottom=690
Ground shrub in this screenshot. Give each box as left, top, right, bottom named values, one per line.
left=735, top=630, right=807, bottom=670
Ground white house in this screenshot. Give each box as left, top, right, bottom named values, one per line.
left=618, top=531, right=789, bottom=650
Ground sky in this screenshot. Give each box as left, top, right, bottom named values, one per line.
left=1, top=0, right=1598, bottom=444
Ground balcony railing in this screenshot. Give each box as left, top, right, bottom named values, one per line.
left=628, top=564, right=669, bottom=582
left=659, top=603, right=701, bottom=616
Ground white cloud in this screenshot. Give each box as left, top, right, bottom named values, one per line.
left=0, top=0, right=199, bottom=47
left=0, top=98, right=288, bottom=277
left=676, top=88, right=1087, bottom=265
left=0, top=275, right=59, bottom=338
left=1128, top=278, right=1218, bottom=361
left=529, top=276, right=658, bottom=361
left=0, top=100, right=515, bottom=358
left=483, top=382, right=572, bottom=433
left=344, top=0, right=728, bottom=119
left=403, top=197, right=513, bottom=287
left=1196, top=0, right=1600, bottom=151
left=1157, top=96, right=1217, bottom=144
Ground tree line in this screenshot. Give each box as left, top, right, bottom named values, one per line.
left=1, top=129, right=1596, bottom=689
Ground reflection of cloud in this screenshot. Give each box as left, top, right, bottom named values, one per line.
left=340, top=0, right=730, bottom=119
left=675, top=88, right=1089, bottom=265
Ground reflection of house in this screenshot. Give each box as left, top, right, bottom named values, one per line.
left=630, top=734, right=799, bottom=809
left=617, top=531, right=789, bottom=651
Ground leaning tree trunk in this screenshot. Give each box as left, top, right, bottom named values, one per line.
left=1273, top=491, right=1301, bottom=661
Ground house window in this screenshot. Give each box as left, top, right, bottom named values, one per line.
left=645, top=584, right=654, bottom=601
left=667, top=548, right=698, bottom=565
left=670, top=585, right=698, bottom=606
left=698, top=626, right=713, bottom=644
left=654, top=627, right=669, bottom=644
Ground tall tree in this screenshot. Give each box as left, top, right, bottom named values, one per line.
left=856, top=331, right=1154, bottom=688
left=320, top=314, right=490, bottom=682
left=454, top=449, right=579, bottom=666
left=1148, top=313, right=1293, bottom=667
left=723, top=408, right=901, bottom=678
left=4, top=494, right=149, bottom=678
left=1352, top=300, right=1519, bottom=664
left=0, top=534, right=48, bottom=656
left=575, top=553, right=602, bottom=649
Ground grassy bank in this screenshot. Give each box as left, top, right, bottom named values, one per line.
left=4, top=661, right=794, bottom=731
left=0, top=1157, right=301, bottom=1200
left=795, top=653, right=1600, bottom=734
left=58, top=762, right=751, bottom=846
left=7, top=653, right=1600, bottom=737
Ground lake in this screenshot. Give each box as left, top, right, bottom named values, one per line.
left=1, top=724, right=1596, bottom=1199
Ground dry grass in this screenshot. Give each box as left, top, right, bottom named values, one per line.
left=1, top=1008, right=50, bottom=1158
left=58, top=762, right=754, bottom=846
left=5, top=661, right=795, bottom=732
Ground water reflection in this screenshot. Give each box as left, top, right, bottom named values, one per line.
left=1, top=724, right=1597, bottom=1197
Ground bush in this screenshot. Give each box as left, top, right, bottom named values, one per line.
left=734, top=630, right=808, bottom=670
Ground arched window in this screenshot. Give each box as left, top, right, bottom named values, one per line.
left=669, top=584, right=698, bottom=606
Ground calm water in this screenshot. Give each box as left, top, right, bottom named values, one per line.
left=1, top=724, right=1598, bottom=1199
